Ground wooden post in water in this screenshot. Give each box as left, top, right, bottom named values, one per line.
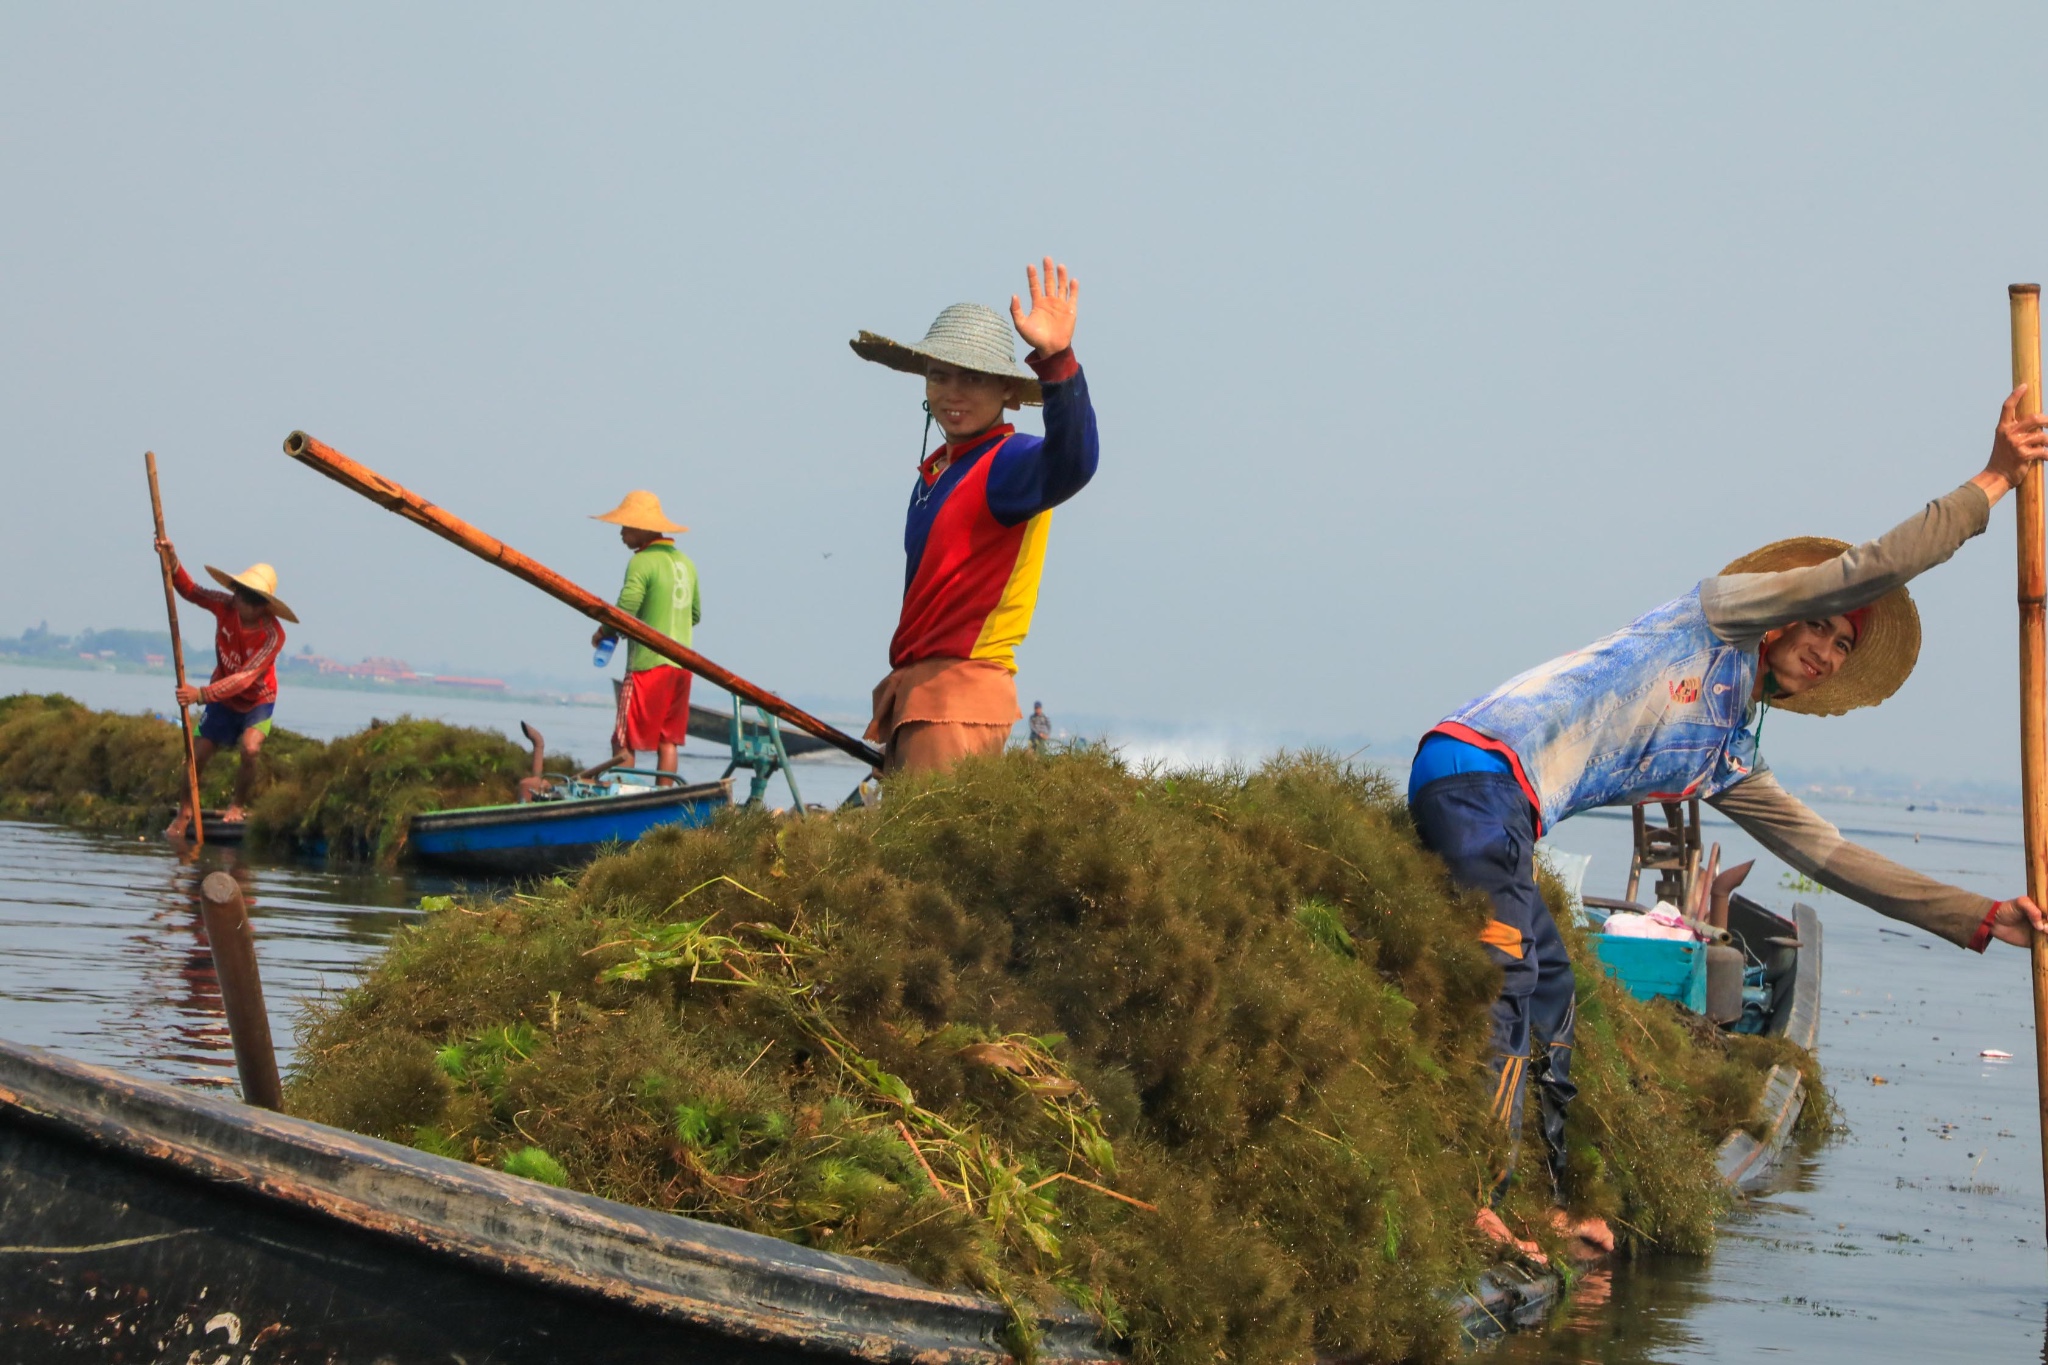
left=279, top=430, right=885, bottom=768
left=2008, top=283, right=2048, bottom=1237
left=146, top=452, right=206, bottom=847
left=199, top=871, right=283, bottom=1110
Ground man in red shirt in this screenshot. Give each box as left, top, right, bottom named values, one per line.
left=850, top=258, right=1100, bottom=774
left=156, top=539, right=295, bottom=837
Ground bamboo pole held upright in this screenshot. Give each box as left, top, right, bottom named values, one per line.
left=146, top=452, right=205, bottom=847
left=280, top=432, right=886, bottom=769
left=2008, top=284, right=2048, bottom=1230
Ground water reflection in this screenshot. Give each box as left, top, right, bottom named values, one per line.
left=0, top=820, right=431, bottom=1086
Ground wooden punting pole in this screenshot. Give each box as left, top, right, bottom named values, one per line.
left=146, top=452, right=206, bottom=847
left=199, top=872, right=282, bottom=1110
left=280, top=432, right=885, bottom=769
left=2008, top=283, right=2048, bottom=1239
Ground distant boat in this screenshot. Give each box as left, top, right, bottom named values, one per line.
left=408, top=779, right=731, bottom=876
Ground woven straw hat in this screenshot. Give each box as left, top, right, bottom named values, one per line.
left=849, top=302, right=1042, bottom=406
left=591, top=491, right=686, bottom=534
left=204, top=563, right=298, bottom=623
left=1718, top=537, right=1919, bottom=716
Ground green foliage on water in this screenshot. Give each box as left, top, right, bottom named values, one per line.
left=0, top=693, right=565, bottom=863
left=287, top=747, right=1821, bottom=1364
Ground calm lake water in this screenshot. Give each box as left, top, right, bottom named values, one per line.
left=3, top=665, right=2046, bottom=1356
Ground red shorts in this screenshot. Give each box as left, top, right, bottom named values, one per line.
left=613, top=666, right=692, bottom=753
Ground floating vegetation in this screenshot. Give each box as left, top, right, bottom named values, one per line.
left=0, top=693, right=562, bottom=863
left=289, top=748, right=1826, bottom=1363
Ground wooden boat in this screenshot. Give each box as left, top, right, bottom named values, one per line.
left=408, top=778, right=732, bottom=876
left=0, top=1038, right=1114, bottom=1362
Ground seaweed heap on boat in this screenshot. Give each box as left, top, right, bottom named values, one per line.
left=0, top=693, right=558, bottom=861
left=289, top=747, right=1827, bottom=1365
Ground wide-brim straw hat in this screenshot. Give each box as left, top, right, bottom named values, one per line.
left=849, top=302, right=1042, bottom=406
left=1718, top=536, right=1919, bottom=716
left=205, top=563, right=298, bottom=623
left=591, top=490, right=687, bottom=534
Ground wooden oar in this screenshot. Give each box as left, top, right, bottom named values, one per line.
left=279, top=431, right=885, bottom=769
left=145, top=451, right=206, bottom=847
left=2007, top=283, right=2048, bottom=1237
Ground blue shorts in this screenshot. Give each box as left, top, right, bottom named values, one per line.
left=199, top=702, right=274, bottom=748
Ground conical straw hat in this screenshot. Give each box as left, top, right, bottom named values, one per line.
left=591, top=491, right=687, bottom=534
left=204, top=563, right=298, bottom=623
left=849, top=302, right=1043, bottom=406
left=1718, top=536, right=1918, bottom=716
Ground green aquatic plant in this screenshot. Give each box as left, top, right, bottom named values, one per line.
left=501, top=1145, right=572, bottom=1186
left=287, top=747, right=1825, bottom=1365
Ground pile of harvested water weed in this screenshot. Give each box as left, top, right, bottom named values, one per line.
left=0, top=694, right=558, bottom=862
left=288, top=748, right=1822, bottom=1363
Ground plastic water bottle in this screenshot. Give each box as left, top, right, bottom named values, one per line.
left=593, top=636, right=617, bottom=668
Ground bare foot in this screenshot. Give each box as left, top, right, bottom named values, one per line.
left=1474, top=1207, right=1547, bottom=1265
left=220, top=806, right=247, bottom=824
left=163, top=813, right=192, bottom=840
left=1549, top=1208, right=1616, bottom=1259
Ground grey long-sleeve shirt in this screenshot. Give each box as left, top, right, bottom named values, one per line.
left=1698, top=481, right=1996, bottom=948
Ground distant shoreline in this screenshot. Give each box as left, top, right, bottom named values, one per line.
left=0, top=653, right=610, bottom=710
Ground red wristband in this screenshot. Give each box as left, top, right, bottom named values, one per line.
left=1968, top=902, right=2001, bottom=954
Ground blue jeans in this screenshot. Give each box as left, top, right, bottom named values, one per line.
left=1410, top=771, right=1577, bottom=1203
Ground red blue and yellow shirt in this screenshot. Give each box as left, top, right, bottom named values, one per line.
left=889, top=348, right=1098, bottom=672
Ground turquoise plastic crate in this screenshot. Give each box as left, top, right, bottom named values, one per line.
left=1592, top=935, right=1707, bottom=1014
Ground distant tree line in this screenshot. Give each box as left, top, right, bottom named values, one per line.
left=1, top=622, right=208, bottom=668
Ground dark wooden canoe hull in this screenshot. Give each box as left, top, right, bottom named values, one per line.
left=0, top=1040, right=1113, bottom=1363
left=408, top=779, right=732, bottom=876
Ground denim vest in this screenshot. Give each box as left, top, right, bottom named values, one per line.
left=1440, top=586, right=1759, bottom=830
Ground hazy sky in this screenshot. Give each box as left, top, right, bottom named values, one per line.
left=4, top=6, right=2044, bottom=783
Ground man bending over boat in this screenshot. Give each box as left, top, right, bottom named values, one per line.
left=1409, top=388, right=2048, bottom=1260
left=850, top=258, right=1100, bottom=775
left=590, top=491, right=699, bottom=788
left=155, top=541, right=296, bottom=837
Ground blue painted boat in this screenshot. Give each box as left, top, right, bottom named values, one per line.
left=408, top=777, right=731, bottom=876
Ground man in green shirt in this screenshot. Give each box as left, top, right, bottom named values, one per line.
left=590, top=491, right=701, bottom=785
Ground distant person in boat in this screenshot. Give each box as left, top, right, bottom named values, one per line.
left=154, top=542, right=295, bottom=838
left=850, top=258, right=1099, bottom=775
left=590, top=491, right=700, bottom=789
left=1409, top=388, right=2048, bottom=1262
left=1029, top=701, right=1053, bottom=755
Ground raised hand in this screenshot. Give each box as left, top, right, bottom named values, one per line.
left=1010, top=256, right=1078, bottom=358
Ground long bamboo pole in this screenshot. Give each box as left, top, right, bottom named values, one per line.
left=2007, top=284, right=2048, bottom=1233
left=146, top=452, right=206, bottom=847
left=279, top=431, right=885, bottom=768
